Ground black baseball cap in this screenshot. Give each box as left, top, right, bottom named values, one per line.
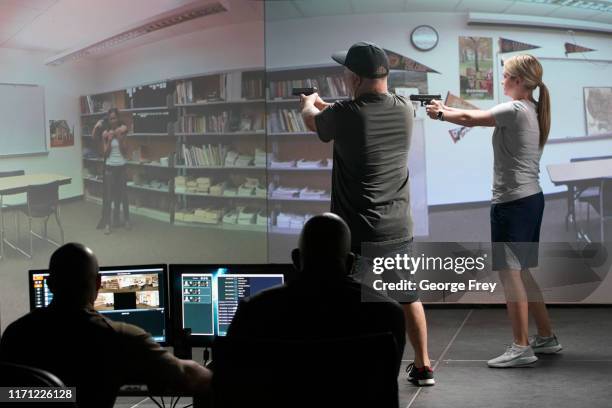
left=331, top=41, right=389, bottom=79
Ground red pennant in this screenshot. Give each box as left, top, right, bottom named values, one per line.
left=449, top=126, right=472, bottom=143
left=444, top=92, right=479, bottom=110
left=384, top=49, right=440, bottom=74
left=498, top=38, right=540, bottom=54
left=565, top=42, right=596, bottom=54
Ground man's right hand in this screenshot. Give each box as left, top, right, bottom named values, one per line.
left=314, top=95, right=330, bottom=111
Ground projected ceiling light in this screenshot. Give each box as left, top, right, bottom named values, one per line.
left=468, top=12, right=612, bottom=33
left=46, top=1, right=228, bottom=66
left=513, top=0, right=612, bottom=12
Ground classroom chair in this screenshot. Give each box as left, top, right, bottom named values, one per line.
left=16, top=181, right=64, bottom=258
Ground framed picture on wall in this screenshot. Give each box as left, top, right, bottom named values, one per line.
left=50, top=120, right=74, bottom=147
left=584, top=87, right=612, bottom=136
left=458, top=36, right=494, bottom=100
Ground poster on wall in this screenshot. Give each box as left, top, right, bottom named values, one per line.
left=584, top=87, right=612, bottom=136
left=459, top=37, right=494, bottom=100
left=50, top=120, right=74, bottom=147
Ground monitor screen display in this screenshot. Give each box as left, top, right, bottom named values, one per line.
left=216, top=274, right=284, bottom=336
left=171, top=265, right=288, bottom=342
left=29, top=265, right=169, bottom=344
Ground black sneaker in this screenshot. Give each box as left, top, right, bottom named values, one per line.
left=406, top=363, right=435, bottom=386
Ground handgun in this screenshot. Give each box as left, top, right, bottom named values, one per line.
left=409, top=94, right=442, bottom=107
left=292, top=87, right=318, bottom=96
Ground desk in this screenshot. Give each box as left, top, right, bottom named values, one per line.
left=0, top=174, right=71, bottom=258
left=547, top=159, right=612, bottom=242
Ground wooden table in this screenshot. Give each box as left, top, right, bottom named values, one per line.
left=547, top=159, right=612, bottom=242
left=0, top=174, right=71, bottom=258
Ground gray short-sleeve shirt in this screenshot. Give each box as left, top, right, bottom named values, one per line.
left=489, top=99, right=543, bottom=204
left=314, top=93, right=414, bottom=251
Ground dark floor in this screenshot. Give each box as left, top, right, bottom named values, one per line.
left=113, top=307, right=612, bottom=408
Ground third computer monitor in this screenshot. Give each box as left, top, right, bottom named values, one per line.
left=171, top=264, right=288, bottom=344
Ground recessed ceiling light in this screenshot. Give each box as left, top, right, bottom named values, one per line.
left=513, top=0, right=612, bottom=12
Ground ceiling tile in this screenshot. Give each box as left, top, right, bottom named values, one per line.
left=293, top=0, right=352, bottom=18
left=503, top=1, right=567, bottom=16
left=350, top=0, right=405, bottom=14
left=546, top=6, right=603, bottom=20
left=403, top=0, right=462, bottom=12
left=265, top=1, right=302, bottom=21
left=455, top=0, right=514, bottom=13
left=0, top=4, right=42, bottom=22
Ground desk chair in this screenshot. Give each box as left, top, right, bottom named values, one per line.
left=570, top=156, right=612, bottom=242
left=0, top=170, right=25, bottom=259
left=15, top=181, right=64, bottom=258
left=212, top=332, right=399, bottom=408
left=0, top=362, right=76, bottom=407
left=578, top=178, right=612, bottom=242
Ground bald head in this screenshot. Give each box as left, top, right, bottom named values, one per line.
left=48, top=243, right=100, bottom=307
left=292, top=213, right=354, bottom=276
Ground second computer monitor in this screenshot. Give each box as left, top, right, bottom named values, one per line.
left=171, top=265, right=288, bottom=344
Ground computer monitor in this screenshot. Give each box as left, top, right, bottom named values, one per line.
left=170, top=264, right=289, bottom=345
left=28, top=265, right=170, bottom=345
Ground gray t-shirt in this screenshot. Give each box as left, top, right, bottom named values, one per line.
left=314, top=93, right=414, bottom=252
left=489, top=99, right=542, bottom=204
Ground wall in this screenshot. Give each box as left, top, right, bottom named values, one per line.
left=265, top=12, right=612, bottom=205
left=0, top=48, right=97, bottom=203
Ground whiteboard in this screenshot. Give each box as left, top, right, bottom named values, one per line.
left=0, top=83, right=47, bottom=156
left=538, top=58, right=612, bottom=139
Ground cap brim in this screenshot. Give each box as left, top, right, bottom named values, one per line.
left=331, top=50, right=348, bottom=66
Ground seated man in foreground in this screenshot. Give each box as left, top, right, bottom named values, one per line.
left=227, top=213, right=406, bottom=372
left=0, top=243, right=211, bottom=408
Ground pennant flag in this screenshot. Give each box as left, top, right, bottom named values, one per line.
left=445, top=92, right=479, bottom=110
left=498, top=38, right=540, bottom=54
left=449, top=126, right=472, bottom=143
left=384, top=49, right=440, bottom=74
left=565, top=42, right=596, bottom=55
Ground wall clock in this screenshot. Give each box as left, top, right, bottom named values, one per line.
left=411, top=25, right=439, bottom=52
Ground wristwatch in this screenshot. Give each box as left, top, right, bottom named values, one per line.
left=437, top=111, right=444, bottom=121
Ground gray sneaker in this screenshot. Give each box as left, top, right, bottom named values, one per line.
left=529, top=334, right=563, bottom=354
left=487, top=343, right=538, bottom=368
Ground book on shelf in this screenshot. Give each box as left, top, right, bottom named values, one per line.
left=242, top=78, right=264, bottom=99
left=180, top=143, right=230, bottom=167
left=275, top=212, right=314, bottom=230
left=176, top=111, right=264, bottom=133
left=175, top=72, right=243, bottom=104
left=270, top=184, right=300, bottom=199
left=268, top=75, right=348, bottom=99
left=254, top=148, right=267, bottom=167
left=175, top=80, right=194, bottom=105
left=269, top=184, right=329, bottom=200
left=267, top=109, right=307, bottom=133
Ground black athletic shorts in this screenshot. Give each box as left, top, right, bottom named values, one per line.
left=490, top=191, right=544, bottom=271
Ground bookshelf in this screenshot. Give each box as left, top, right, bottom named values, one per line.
left=80, top=64, right=429, bottom=262
left=265, top=65, right=348, bottom=250
left=80, top=68, right=268, bottom=232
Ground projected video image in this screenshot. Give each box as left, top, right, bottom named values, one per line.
left=95, top=274, right=160, bottom=310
